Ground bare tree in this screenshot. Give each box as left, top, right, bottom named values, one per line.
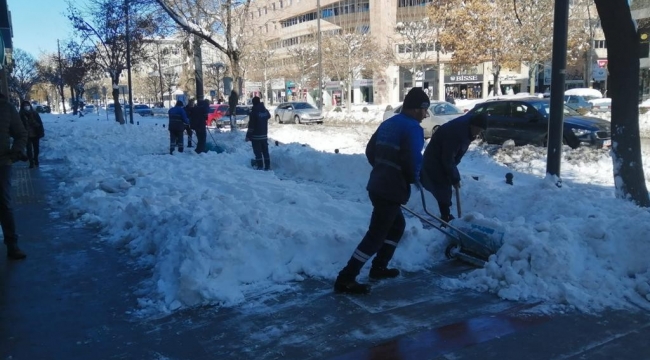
left=68, top=0, right=161, bottom=124
left=163, top=67, right=180, bottom=105
left=439, top=0, right=520, bottom=95
left=394, top=19, right=439, bottom=94
left=153, top=0, right=255, bottom=96
left=322, top=29, right=392, bottom=111
left=9, top=48, right=40, bottom=101
left=286, top=44, right=317, bottom=101
left=242, top=37, right=276, bottom=104
left=594, top=0, right=649, bottom=207
left=507, top=0, right=555, bottom=93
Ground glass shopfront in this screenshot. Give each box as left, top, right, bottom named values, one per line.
left=444, top=74, right=484, bottom=100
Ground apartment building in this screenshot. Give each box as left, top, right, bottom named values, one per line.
left=240, top=0, right=606, bottom=105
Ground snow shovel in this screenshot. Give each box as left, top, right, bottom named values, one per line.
left=402, top=188, right=505, bottom=267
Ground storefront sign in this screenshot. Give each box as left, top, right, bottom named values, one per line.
left=325, top=81, right=342, bottom=90
left=245, top=81, right=262, bottom=91
left=445, top=75, right=483, bottom=83
left=592, top=68, right=607, bottom=81
left=271, top=79, right=285, bottom=90
left=353, top=79, right=373, bottom=87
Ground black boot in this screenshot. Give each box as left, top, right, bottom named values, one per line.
left=334, top=274, right=371, bottom=295
left=29, top=161, right=34, bottom=169
left=369, top=266, right=400, bottom=280
left=35, top=159, right=39, bottom=167
left=264, top=159, right=271, bottom=171
left=255, top=159, right=264, bottom=170
left=6, top=244, right=26, bottom=260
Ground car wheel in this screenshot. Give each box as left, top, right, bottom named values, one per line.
left=294, top=115, right=301, bottom=124
left=276, top=115, right=282, bottom=124
left=211, top=120, right=217, bottom=127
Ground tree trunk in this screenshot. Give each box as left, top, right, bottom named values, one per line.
left=58, top=83, right=67, bottom=114
left=112, top=77, right=125, bottom=124
left=346, top=70, right=353, bottom=113
left=193, top=36, right=204, bottom=100
left=529, top=63, right=537, bottom=94
left=595, top=0, right=650, bottom=207
left=70, top=87, right=77, bottom=115
left=492, top=67, right=501, bottom=96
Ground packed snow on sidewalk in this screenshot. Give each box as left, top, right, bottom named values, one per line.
left=38, top=112, right=650, bottom=315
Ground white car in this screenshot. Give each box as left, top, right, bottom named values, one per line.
left=589, top=98, right=611, bottom=113
left=382, top=101, right=465, bottom=138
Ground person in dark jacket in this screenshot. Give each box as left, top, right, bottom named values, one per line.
left=228, top=90, right=239, bottom=130
left=334, top=87, right=428, bottom=295
left=168, top=100, right=190, bottom=154
left=0, top=93, right=28, bottom=259
left=18, top=101, right=45, bottom=168
left=420, top=112, right=488, bottom=222
left=184, top=99, right=195, bottom=148
left=245, top=97, right=271, bottom=170
left=191, top=99, right=209, bottom=153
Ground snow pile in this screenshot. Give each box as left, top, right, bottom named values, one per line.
left=38, top=111, right=650, bottom=314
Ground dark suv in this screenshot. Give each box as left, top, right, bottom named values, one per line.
left=469, top=98, right=611, bottom=149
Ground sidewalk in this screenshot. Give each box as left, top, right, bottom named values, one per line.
left=1, top=162, right=650, bottom=360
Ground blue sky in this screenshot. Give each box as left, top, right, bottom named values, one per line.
left=8, top=0, right=73, bottom=57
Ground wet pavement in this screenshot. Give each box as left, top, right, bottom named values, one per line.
left=1, top=162, right=649, bottom=360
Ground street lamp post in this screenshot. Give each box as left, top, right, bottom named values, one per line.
left=317, top=0, right=323, bottom=110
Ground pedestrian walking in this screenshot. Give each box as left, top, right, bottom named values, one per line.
left=245, top=97, right=271, bottom=170
left=18, top=101, right=45, bottom=168
left=184, top=99, right=195, bottom=148
left=334, top=87, right=428, bottom=295
left=420, top=112, right=487, bottom=222
left=0, top=93, right=28, bottom=260
left=168, top=100, right=190, bottom=154
left=191, top=99, right=209, bottom=153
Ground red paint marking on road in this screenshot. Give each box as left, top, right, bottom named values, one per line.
left=329, top=305, right=549, bottom=360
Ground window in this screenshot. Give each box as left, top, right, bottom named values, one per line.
left=258, top=8, right=262, bottom=16
left=476, top=102, right=508, bottom=116
left=510, top=102, right=534, bottom=118
left=265, top=7, right=268, bottom=14
left=594, top=40, right=607, bottom=49
left=280, top=0, right=284, bottom=7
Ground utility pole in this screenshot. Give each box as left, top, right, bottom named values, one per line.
left=317, top=0, right=322, bottom=110
left=125, top=0, right=134, bottom=124
left=546, top=0, right=570, bottom=185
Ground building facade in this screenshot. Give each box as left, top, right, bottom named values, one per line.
left=247, top=0, right=610, bottom=106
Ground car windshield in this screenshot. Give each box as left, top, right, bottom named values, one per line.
left=134, top=105, right=149, bottom=109
left=293, top=102, right=315, bottom=110
left=235, top=107, right=249, bottom=115
left=429, top=102, right=463, bottom=115
left=531, top=102, right=580, bottom=116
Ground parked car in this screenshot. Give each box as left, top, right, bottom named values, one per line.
left=83, top=105, right=97, bottom=114
left=589, top=98, right=611, bottom=113
left=207, top=104, right=230, bottom=127
left=564, top=95, right=593, bottom=113
left=469, top=98, right=611, bottom=149
left=216, top=105, right=251, bottom=128
left=107, top=103, right=116, bottom=112
left=34, top=105, right=46, bottom=113
left=382, top=101, right=465, bottom=138
left=274, top=102, right=324, bottom=124
left=132, top=104, right=154, bottom=116
left=42, top=105, right=51, bottom=113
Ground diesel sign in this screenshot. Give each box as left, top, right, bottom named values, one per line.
left=445, top=75, right=484, bottom=83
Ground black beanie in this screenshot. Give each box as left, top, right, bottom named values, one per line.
left=403, top=87, right=430, bottom=110
left=470, top=113, right=488, bottom=129
left=252, top=96, right=261, bottom=105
